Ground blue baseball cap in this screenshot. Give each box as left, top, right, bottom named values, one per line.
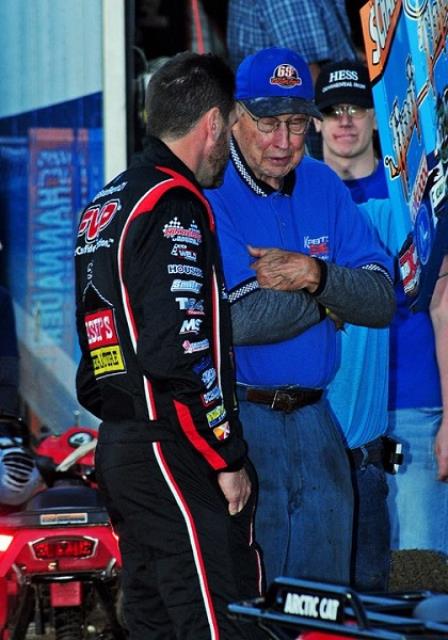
left=236, top=47, right=322, bottom=120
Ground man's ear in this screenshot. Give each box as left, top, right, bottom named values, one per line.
left=313, top=117, right=322, bottom=133
left=372, top=112, right=378, bottom=131
left=206, top=106, right=223, bottom=141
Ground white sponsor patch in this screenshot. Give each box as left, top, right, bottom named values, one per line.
left=168, top=264, right=203, bottom=277
left=170, top=279, right=202, bottom=294
left=179, top=318, right=203, bottom=334
left=171, top=243, right=197, bottom=262
left=175, top=297, right=205, bottom=315
left=201, top=367, right=217, bottom=389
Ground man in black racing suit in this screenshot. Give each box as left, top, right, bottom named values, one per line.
left=75, top=53, right=264, bottom=639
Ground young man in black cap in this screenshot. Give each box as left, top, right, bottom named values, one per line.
left=313, top=60, right=386, bottom=199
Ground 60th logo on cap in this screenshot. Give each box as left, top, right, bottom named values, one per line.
left=270, top=64, right=302, bottom=88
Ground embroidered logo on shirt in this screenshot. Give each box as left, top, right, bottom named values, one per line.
left=304, top=235, right=329, bottom=257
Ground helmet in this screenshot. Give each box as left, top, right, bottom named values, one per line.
left=0, top=439, right=43, bottom=506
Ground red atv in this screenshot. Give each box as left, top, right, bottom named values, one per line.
left=0, top=420, right=126, bottom=640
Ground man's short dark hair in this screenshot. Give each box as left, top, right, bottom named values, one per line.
left=145, top=52, right=235, bottom=139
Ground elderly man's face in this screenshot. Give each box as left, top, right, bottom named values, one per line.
left=232, top=104, right=308, bottom=189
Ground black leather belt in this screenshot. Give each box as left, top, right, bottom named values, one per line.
left=239, top=386, right=323, bottom=413
left=349, top=438, right=384, bottom=469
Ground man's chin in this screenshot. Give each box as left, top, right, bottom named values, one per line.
left=200, top=171, right=225, bottom=190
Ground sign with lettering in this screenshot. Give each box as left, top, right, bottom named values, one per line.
left=360, top=0, right=448, bottom=310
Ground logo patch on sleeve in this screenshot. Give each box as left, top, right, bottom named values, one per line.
left=84, top=308, right=126, bottom=377
left=213, top=422, right=230, bottom=440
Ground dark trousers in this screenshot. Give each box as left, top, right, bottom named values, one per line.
left=95, top=423, right=265, bottom=639
left=349, top=437, right=390, bottom=591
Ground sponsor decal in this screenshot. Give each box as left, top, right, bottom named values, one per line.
left=213, top=422, right=230, bottom=441
left=168, top=264, right=203, bottom=278
left=201, top=367, right=217, bottom=389
left=282, top=592, right=342, bottom=623
left=84, top=308, right=126, bottom=377
left=182, top=338, right=209, bottom=354
left=91, top=345, right=126, bottom=376
left=193, top=356, right=213, bottom=374
left=403, top=0, right=448, bottom=91
left=201, top=385, right=222, bottom=406
left=206, top=404, right=227, bottom=428
left=179, top=318, right=203, bottom=335
left=170, top=279, right=202, bottom=294
left=361, top=0, right=402, bottom=81
left=171, top=243, right=197, bottom=262
left=163, top=217, right=202, bottom=245
left=304, top=235, right=329, bottom=257
left=175, top=297, right=205, bottom=315
left=92, top=181, right=127, bottom=202
left=85, top=309, right=117, bottom=347
left=269, top=63, right=302, bottom=89
left=78, top=199, right=120, bottom=242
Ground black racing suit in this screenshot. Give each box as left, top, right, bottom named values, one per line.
left=75, top=137, right=263, bottom=639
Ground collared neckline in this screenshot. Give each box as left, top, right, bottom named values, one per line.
left=230, top=136, right=296, bottom=197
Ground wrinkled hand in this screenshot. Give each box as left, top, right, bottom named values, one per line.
left=217, top=467, right=251, bottom=515
left=248, top=245, right=321, bottom=293
left=435, top=417, right=448, bottom=481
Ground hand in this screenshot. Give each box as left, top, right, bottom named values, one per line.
left=248, top=245, right=321, bottom=293
left=435, top=417, right=448, bottom=481
left=217, top=467, right=251, bottom=515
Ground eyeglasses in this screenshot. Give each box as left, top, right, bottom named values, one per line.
left=239, top=102, right=310, bottom=135
left=322, top=104, right=370, bottom=120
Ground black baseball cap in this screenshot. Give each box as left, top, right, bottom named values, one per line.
left=315, top=60, right=373, bottom=111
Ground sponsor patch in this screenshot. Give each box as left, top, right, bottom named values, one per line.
left=91, top=345, right=126, bottom=376
left=193, top=356, right=213, bottom=374
left=201, top=367, right=217, bottom=389
left=213, top=422, right=230, bottom=441
left=201, top=385, right=222, bottom=406
left=78, top=199, right=120, bottom=242
left=75, top=237, right=114, bottom=256
left=84, top=308, right=126, bottom=377
left=175, top=297, right=205, bottom=315
left=179, top=318, right=203, bottom=335
left=168, top=264, right=203, bottom=277
left=182, top=338, right=209, bottom=354
left=304, top=234, right=329, bottom=258
left=171, top=243, right=197, bottom=262
left=170, top=279, right=202, bottom=294
left=206, top=404, right=227, bottom=428
left=163, top=217, right=202, bottom=245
